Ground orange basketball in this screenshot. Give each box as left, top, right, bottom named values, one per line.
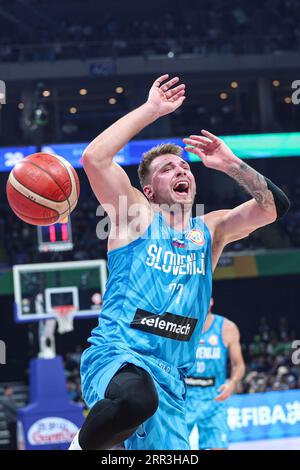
left=6, top=152, right=80, bottom=226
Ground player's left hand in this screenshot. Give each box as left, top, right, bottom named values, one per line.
left=147, top=74, right=186, bottom=117
left=183, top=130, right=239, bottom=173
left=214, top=380, right=236, bottom=402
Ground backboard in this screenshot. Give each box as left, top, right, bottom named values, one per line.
left=13, top=259, right=107, bottom=323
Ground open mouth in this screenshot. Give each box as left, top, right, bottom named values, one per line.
left=173, top=180, right=190, bottom=196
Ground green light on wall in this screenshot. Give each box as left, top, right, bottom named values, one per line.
left=186, top=132, right=300, bottom=161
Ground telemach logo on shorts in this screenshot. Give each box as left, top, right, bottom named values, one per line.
left=185, top=377, right=216, bottom=387
left=130, top=309, right=197, bottom=341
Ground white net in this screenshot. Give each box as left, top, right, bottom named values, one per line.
left=53, top=305, right=75, bottom=334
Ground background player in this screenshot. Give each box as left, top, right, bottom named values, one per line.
left=185, top=297, right=245, bottom=450
left=69, top=74, right=289, bottom=450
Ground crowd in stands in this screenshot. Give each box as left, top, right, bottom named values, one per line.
left=0, top=199, right=106, bottom=267
left=63, top=346, right=84, bottom=407
left=0, top=0, right=300, bottom=62
left=237, top=316, right=300, bottom=393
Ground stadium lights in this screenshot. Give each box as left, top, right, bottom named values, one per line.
left=108, top=98, right=117, bottom=105
left=79, top=88, right=88, bottom=96
left=272, top=80, right=280, bottom=87
left=18, top=102, right=25, bottom=110
left=69, top=107, right=77, bottom=114
left=220, top=92, right=228, bottom=100
left=42, top=90, right=51, bottom=97
left=115, top=87, right=124, bottom=94
left=230, top=81, right=238, bottom=89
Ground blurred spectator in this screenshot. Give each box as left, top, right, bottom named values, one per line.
left=2, top=386, right=18, bottom=450
left=0, top=0, right=300, bottom=62
left=69, top=345, right=83, bottom=366
left=66, top=380, right=80, bottom=402
left=239, top=316, right=299, bottom=394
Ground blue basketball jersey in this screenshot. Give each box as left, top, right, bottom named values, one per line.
left=87, top=211, right=212, bottom=373
left=185, top=314, right=228, bottom=399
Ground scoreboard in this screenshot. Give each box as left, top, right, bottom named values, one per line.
left=37, top=218, right=73, bottom=252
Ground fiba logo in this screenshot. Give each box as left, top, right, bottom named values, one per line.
left=291, top=340, right=300, bottom=365
left=0, top=80, right=5, bottom=105
left=0, top=340, right=6, bottom=365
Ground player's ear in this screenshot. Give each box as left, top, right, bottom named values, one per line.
left=143, top=184, right=154, bottom=202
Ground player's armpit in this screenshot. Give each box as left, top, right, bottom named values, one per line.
left=203, top=210, right=231, bottom=271
left=215, top=198, right=277, bottom=246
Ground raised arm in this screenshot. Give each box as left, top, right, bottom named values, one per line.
left=82, top=74, right=186, bottom=223
left=183, top=131, right=290, bottom=252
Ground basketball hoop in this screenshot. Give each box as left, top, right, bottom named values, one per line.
left=53, top=305, right=75, bottom=334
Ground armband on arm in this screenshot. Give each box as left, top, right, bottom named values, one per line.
left=265, top=178, right=290, bottom=220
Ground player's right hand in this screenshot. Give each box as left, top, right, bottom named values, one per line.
left=214, top=380, right=236, bottom=402
left=147, top=74, right=186, bottom=117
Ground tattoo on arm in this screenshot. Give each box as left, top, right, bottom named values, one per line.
left=227, top=162, right=274, bottom=210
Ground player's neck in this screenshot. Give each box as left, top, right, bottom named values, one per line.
left=155, top=206, right=192, bottom=232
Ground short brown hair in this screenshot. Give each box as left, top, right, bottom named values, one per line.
left=138, top=143, right=183, bottom=188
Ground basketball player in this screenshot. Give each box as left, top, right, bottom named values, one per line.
left=69, top=74, right=289, bottom=450
left=185, top=297, right=245, bottom=450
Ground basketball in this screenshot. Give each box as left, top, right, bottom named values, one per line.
left=6, top=152, right=80, bottom=226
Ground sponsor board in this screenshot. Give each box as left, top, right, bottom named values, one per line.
left=27, top=417, right=78, bottom=446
